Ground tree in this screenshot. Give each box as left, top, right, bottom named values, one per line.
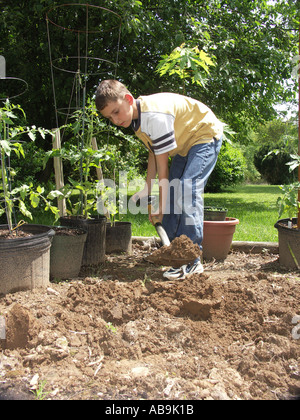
left=156, top=43, right=215, bottom=94
left=0, top=0, right=298, bottom=184
left=252, top=118, right=298, bottom=184
left=1, top=0, right=298, bottom=135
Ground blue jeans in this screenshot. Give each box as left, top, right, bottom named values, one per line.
left=162, top=137, right=223, bottom=250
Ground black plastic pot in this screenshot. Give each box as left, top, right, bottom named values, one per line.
left=0, top=224, right=54, bottom=295
left=59, top=216, right=106, bottom=266
left=106, top=222, right=132, bottom=254
left=274, top=218, right=300, bottom=270
left=50, top=226, right=87, bottom=279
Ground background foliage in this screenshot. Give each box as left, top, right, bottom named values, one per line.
left=0, top=0, right=299, bottom=192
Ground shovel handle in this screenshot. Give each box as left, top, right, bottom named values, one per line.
left=155, top=222, right=171, bottom=247
left=147, top=196, right=170, bottom=246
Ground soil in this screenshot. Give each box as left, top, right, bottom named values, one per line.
left=0, top=241, right=299, bottom=401
left=0, top=230, right=33, bottom=240
left=146, top=235, right=201, bottom=267
left=278, top=222, right=299, bottom=231
left=53, top=227, right=85, bottom=236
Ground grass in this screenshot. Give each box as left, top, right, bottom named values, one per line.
left=126, top=184, right=284, bottom=242
left=22, top=184, right=285, bottom=243
left=205, top=184, right=282, bottom=242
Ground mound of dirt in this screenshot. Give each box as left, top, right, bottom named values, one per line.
left=4, top=304, right=41, bottom=350
left=0, top=243, right=299, bottom=400
left=146, top=235, right=201, bottom=267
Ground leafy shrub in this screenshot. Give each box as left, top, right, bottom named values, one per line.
left=9, top=140, right=47, bottom=187
left=206, top=141, right=246, bottom=192
left=254, top=144, right=296, bottom=185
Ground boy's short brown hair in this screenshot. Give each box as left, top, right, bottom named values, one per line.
left=95, top=80, right=131, bottom=111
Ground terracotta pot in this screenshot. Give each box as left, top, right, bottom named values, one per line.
left=203, top=217, right=239, bottom=261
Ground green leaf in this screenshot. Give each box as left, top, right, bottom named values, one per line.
left=19, top=200, right=32, bottom=219
left=18, top=185, right=30, bottom=200
left=30, top=193, right=40, bottom=208
left=47, top=190, right=64, bottom=200
left=0, top=140, right=11, bottom=155
left=27, top=131, right=36, bottom=141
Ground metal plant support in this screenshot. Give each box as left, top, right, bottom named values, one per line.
left=0, top=77, right=28, bottom=102
left=46, top=3, right=122, bottom=129
left=46, top=4, right=122, bottom=215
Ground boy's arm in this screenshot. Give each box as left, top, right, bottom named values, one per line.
left=145, top=152, right=157, bottom=194
left=131, top=151, right=169, bottom=224
left=131, top=152, right=157, bottom=203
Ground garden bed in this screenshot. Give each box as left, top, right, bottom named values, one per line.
left=0, top=242, right=299, bottom=400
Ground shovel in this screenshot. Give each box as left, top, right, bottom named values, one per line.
left=142, top=196, right=201, bottom=267
left=147, top=195, right=170, bottom=247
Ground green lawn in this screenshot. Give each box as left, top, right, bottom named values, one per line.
left=204, top=184, right=282, bottom=242
left=125, top=184, right=283, bottom=242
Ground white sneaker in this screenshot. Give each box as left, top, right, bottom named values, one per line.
left=163, top=261, right=204, bottom=280
left=163, top=265, right=187, bottom=280
left=184, top=261, right=204, bottom=277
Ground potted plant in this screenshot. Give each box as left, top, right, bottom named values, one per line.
left=49, top=225, right=87, bottom=279
left=59, top=181, right=107, bottom=267
left=102, top=184, right=132, bottom=255
left=204, top=206, right=228, bottom=221
left=46, top=99, right=135, bottom=262
left=45, top=98, right=111, bottom=266
left=274, top=154, right=300, bottom=269
left=0, top=100, right=60, bottom=295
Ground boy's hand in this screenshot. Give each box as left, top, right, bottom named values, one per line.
left=150, top=212, right=163, bottom=225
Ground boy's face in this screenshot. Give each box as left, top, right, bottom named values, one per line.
left=100, top=95, right=135, bottom=128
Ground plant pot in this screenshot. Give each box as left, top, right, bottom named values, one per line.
left=0, top=224, right=54, bottom=295
left=274, top=218, right=300, bottom=270
left=50, top=226, right=87, bottom=279
left=106, top=222, right=132, bottom=254
left=204, top=207, right=228, bottom=221
left=202, top=217, right=239, bottom=261
left=59, top=216, right=106, bottom=266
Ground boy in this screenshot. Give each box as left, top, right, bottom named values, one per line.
left=96, top=79, right=223, bottom=280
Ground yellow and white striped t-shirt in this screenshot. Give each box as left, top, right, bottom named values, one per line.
left=131, top=93, right=224, bottom=157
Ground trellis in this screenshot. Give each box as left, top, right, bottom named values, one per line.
left=46, top=3, right=122, bottom=129
left=45, top=3, right=122, bottom=216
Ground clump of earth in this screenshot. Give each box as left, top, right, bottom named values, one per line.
left=0, top=242, right=299, bottom=400
left=146, top=235, right=201, bottom=267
